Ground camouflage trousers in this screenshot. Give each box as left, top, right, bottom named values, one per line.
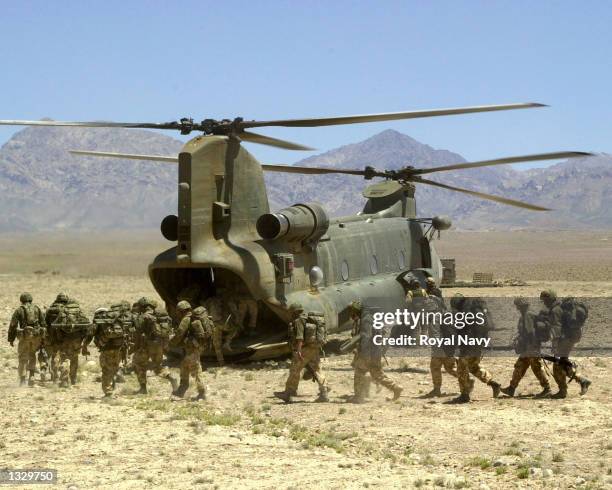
left=238, top=299, right=258, bottom=331
left=100, top=348, right=123, bottom=395
left=212, top=322, right=239, bottom=364
left=552, top=339, right=585, bottom=393
left=509, top=356, right=549, bottom=389
left=353, top=354, right=401, bottom=397
left=430, top=349, right=458, bottom=389
left=180, top=348, right=205, bottom=395
left=45, top=343, right=60, bottom=382
left=285, top=344, right=326, bottom=393
left=133, top=341, right=171, bottom=386
left=17, top=335, right=42, bottom=379
left=457, top=356, right=494, bottom=395
left=57, top=338, right=83, bottom=387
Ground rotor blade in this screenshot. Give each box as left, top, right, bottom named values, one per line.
left=260, top=164, right=374, bottom=176
left=69, top=150, right=178, bottom=163
left=240, top=103, right=546, bottom=129
left=413, top=151, right=593, bottom=175
left=240, top=131, right=315, bottom=151
left=414, top=177, right=550, bottom=211
left=0, top=119, right=185, bottom=130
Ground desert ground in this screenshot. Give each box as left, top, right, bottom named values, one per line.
left=0, top=230, right=610, bottom=489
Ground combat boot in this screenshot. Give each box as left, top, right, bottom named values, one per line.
left=447, top=393, right=470, bottom=404
left=315, top=386, right=329, bottom=403
left=28, top=371, right=36, bottom=387
left=194, top=389, right=206, bottom=401
left=550, top=390, right=567, bottom=399
left=136, top=383, right=147, bottom=395
left=534, top=386, right=551, bottom=398
left=488, top=381, right=501, bottom=398
left=167, top=375, right=179, bottom=393
left=423, top=386, right=442, bottom=398
left=274, top=390, right=293, bottom=404
left=350, top=394, right=366, bottom=404
left=500, top=385, right=515, bottom=397
left=19, top=376, right=26, bottom=386
left=173, top=380, right=189, bottom=398
left=579, top=378, right=591, bottom=396
left=287, top=388, right=297, bottom=397
left=390, top=386, right=403, bottom=401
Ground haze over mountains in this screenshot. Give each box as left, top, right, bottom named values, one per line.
left=0, top=126, right=609, bottom=232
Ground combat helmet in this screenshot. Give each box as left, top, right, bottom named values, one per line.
left=425, top=277, right=436, bottom=285
left=450, top=293, right=465, bottom=310
left=55, top=292, right=68, bottom=304
left=408, top=278, right=421, bottom=290
left=289, top=302, right=304, bottom=312
left=192, top=306, right=207, bottom=318
left=19, top=292, right=33, bottom=303
left=539, top=290, right=557, bottom=302
left=176, top=300, right=192, bottom=312
left=513, top=296, right=529, bottom=308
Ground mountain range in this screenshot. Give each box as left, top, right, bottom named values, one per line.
left=0, top=126, right=609, bottom=231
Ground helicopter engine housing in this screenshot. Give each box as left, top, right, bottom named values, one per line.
left=257, top=202, right=329, bottom=243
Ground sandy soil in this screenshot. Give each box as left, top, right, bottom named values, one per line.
left=0, top=231, right=610, bottom=489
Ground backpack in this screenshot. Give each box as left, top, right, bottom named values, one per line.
left=303, top=311, right=327, bottom=345
left=150, top=310, right=172, bottom=340
left=94, top=311, right=125, bottom=348
left=561, top=298, right=588, bottom=341
left=55, top=303, right=90, bottom=338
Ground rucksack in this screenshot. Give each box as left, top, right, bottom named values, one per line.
left=304, top=311, right=327, bottom=345
left=561, top=298, right=588, bottom=341
left=150, top=310, right=172, bottom=340
left=55, top=303, right=90, bottom=338
left=19, top=304, right=43, bottom=337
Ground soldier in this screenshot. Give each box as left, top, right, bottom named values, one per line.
left=406, top=279, right=430, bottom=335
left=110, top=300, right=135, bottom=380
left=55, top=297, right=91, bottom=388
left=540, top=290, right=591, bottom=398
left=425, top=277, right=443, bottom=298
left=204, top=293, right=238, bottom=365
left=44, top=292, right=69, bottom=382
left=275, top=303, right=329, bottom=403
left=8, top=293, right=46, bottom=386
left=237, top=295, right=258, bottom=337
left=423, top=294, right=457, bottom=398
left=169, top=302, right=211, bottom=400
left=449, top=294, right=501, bottom=404
left=349, top=301, right=402, bottom=404
left=132, top=298, right=177, bottom=394
left=84, top=307, right=128, bottom=397
left=500, top=297, right=550, bottom=398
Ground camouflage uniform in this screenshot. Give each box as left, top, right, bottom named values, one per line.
left=406, top=280, right=430, bottom=335
left=541, top=291, right=590, bottom=398
left=451, top=295, right=500, bottom=403
left=170, top=303, right=212, bottom=399
left=55, top=299, right=90, bottom=387
left=277, top=307, right=328, bottom=403
left=44, top=293, right=69, bottom=382
left=424, top=295, right=457, bottom=397
left=501, top=298, right=550, bottom=397
left=425, top=277, right=443, bottom=299
left=204, top=295, right=238, bottom=365
left=132, top=300, right=177, bottom=394
left=85, top=308, right=128, bottom=396
left=350, top=303, right=402, bottom=403
left=110, top=301, right=135, bottom=376
left=8, top=293, right=46, bottom=386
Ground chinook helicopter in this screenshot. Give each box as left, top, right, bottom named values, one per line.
left=0, top=104, right=590, bottom=359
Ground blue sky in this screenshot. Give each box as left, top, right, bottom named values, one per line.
left=0, top=1, right=610, bottom=168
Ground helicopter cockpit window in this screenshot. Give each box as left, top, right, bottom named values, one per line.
left=369, top=255, right=378, bottom=275
left=398, top=250, right=406, bottom=269
left=341, top=260, right=349, bottom=281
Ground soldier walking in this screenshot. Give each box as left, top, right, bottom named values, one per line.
left=84, top=307, right=128, bottom=397
left=275, top=303, right=329, bottom=404
left=132, top=298, right=177, bottom=394
left=8, top=293, right=46, bottom=386
left=169, top=302, right=211, bottom=400
left=449, top=294, right=501, bottom=403
left=349, top=301, right=402, bottom=404
left=53, top=297, right=90, bottom=388
left=500, top=297, right=550, bottom=398
left=43, top=292, right=69, bottom=382
left=540, top=290, right=591, bottom=398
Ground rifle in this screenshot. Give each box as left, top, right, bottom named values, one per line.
left=541, top=354, right=577, bottom=376
left=339, top=334, right=361, bottom=354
